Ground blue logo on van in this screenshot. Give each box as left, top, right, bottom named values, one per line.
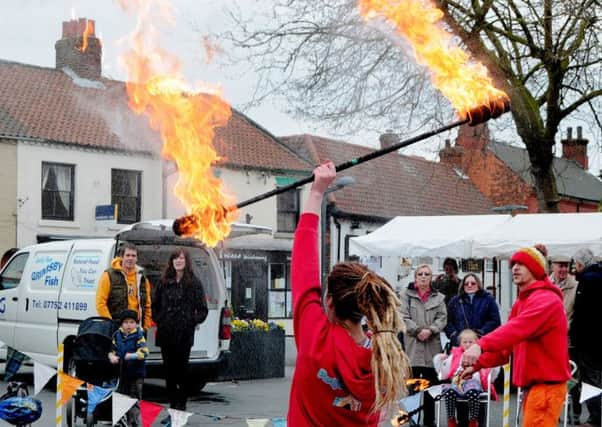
left=0, top=297, right=6, bottom=314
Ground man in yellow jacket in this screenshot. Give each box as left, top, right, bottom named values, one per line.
left=96, top=243, right=152, bottom=331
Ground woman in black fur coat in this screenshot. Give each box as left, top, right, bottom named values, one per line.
left=152, top=248, right=208, bottom=411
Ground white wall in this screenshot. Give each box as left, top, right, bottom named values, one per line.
left=16, top=141, right=162, bottom=247
left=164, top=166, right=310, bottom=232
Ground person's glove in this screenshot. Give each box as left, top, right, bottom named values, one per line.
left=124, top=352, right=138, bottom=360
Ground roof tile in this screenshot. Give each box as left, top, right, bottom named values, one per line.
left=282, top=134, right=494, bottom=218
left=0, top=60, right=311, bottom=172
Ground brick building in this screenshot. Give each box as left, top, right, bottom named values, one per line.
left=439, top=124, right=602, bottom=212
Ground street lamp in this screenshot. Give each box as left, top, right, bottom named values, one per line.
left=321, top=176, right=356, bottom=282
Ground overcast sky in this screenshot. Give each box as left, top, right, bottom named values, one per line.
left=0, top=1, right=600, bottom=173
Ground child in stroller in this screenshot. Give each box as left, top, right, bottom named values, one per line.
left=67, top=316, right=120, bottom=427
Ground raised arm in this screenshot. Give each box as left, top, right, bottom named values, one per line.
left=292, top=162, right=336, bottom=346
left=303, top=161, right=336, bottom=215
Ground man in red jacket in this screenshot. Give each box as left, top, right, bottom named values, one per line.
left=461, top=246, right=571, bottom=427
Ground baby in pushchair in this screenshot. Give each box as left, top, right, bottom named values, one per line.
left=67, top=316, right=120, bottom=426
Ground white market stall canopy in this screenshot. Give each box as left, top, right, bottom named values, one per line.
left=349, top=214, right=512, bottom=258
left=349, top=212, right=602, bottom=259
left=471, top=212, right=602, bottom=257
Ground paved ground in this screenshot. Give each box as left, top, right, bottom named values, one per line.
left=0, top=362, right=590, bottom=426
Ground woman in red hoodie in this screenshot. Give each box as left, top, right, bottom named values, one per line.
left=288, top=161, right=411, bottom=426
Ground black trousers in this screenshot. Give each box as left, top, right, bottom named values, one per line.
left=161, top=344, right=192, bottom=409
left=577, top=350, right=601, bottom=425
left=117, top=378, right=143, bottom=427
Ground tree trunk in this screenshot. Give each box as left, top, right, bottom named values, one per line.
left=509, top=86, right=561, bottom=213
left=529, top=156, right=560, bottom=213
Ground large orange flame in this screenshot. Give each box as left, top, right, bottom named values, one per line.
left=358, top=0, right=509, bottom=121
left=79, top=20, right=94, bottom=52
left=119, top=0, right=237, bottom=247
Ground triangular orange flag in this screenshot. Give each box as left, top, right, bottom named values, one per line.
left=140, top=400, right=164, bottom=427
left=59, top=372, right=84, bottom=406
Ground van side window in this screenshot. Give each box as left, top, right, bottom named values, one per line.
left=0, top=253, right=29, bottom=290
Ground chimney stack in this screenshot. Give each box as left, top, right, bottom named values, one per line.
left=55, top=18, right=102, bottom=80
left=379, top=130, right=400, bottom=150
left=561, top=126, right=589, bottom=169
left=439, top=138, right=464, bottom=168
left=455, top=123, right=490, bottom=150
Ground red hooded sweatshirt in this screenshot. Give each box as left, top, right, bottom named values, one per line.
left=474, top=278, right=571, bottom=387
left=288, top=213, right=379, bottom=426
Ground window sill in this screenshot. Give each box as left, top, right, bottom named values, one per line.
left=38, top=219, right=80, bottom=229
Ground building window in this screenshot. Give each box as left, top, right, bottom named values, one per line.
left=42, top=162, right=75, bottom=220
left=111, top=169, right=141, bottom=224
left=277, top=189, right=300, bottom=233
left=268, top=263, right=292, bottom=318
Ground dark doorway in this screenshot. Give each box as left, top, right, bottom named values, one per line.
left=231, top=260, right=267, bottom=320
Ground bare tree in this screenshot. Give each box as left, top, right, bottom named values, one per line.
left=221, top=0, right=601, bottom=212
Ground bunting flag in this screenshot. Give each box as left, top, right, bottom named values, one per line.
left=400, top=393, right=421, bottom=424
left=272, top=418, right=287, bottom=427
left=580, top=382, right=602, bottom=404
left=112, top=392, right=137, bottom=425
left=58, top=372, right=84, bottom=406
left=4, top=346, right=28, bottom=381
left=140, top=400, right=163, bottom=427
left=167, top=408, right=193, bottom=427
left=426, top=384, right=443, bottom=399
left=33, top=361, right=56, bottom=395
left=86, top=384, right=112, bottom=414
left=246, top=419, right=271, bottom=427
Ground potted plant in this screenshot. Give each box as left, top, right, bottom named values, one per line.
left=218, top=318, right=285, bottom=381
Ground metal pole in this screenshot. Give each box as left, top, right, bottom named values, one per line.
left=173, top=117, right=471, bottom=235
left=235, top=118, right=468, bottom=209
left=321, top=198, right=328, bottom=284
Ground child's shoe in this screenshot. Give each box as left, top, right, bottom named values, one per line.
left=468, top=419, right=479, bottom=427
left=447, top=418, right=458, bottom=427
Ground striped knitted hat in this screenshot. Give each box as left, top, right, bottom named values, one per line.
left=510, top=247, right=548, bottom=280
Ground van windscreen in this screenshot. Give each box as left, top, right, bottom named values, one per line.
left=134, top=245, right=220, bottom=308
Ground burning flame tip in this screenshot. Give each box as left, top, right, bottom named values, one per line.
left=123, top=0, right=236, bottom=247
left=359, top=0, right=510, bottom=121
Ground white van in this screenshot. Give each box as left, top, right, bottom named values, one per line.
left=0, top=219, right=265, bottom=390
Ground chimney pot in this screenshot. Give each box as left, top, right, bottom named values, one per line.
left=561, top=127, right=589, bottom=169
left=55, top=18, right=102, bottom=80
left=379, top=130, right=400, bottom=150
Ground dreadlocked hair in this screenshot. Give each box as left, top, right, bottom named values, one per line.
left=327, top=262, right=411, bottom=412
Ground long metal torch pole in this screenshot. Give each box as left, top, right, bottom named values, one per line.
left=235, top=118, right=469, bottom=209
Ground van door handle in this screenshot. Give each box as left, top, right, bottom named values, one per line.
left=25, top=298, right=29, bottom=311
left=11, top=297, right=18, bottom=302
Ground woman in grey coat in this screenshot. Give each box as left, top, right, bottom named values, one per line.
left=400, top=264, right=447, bottom=427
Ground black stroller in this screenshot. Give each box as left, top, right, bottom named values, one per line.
left=66, top=317, right=119, bottom=427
